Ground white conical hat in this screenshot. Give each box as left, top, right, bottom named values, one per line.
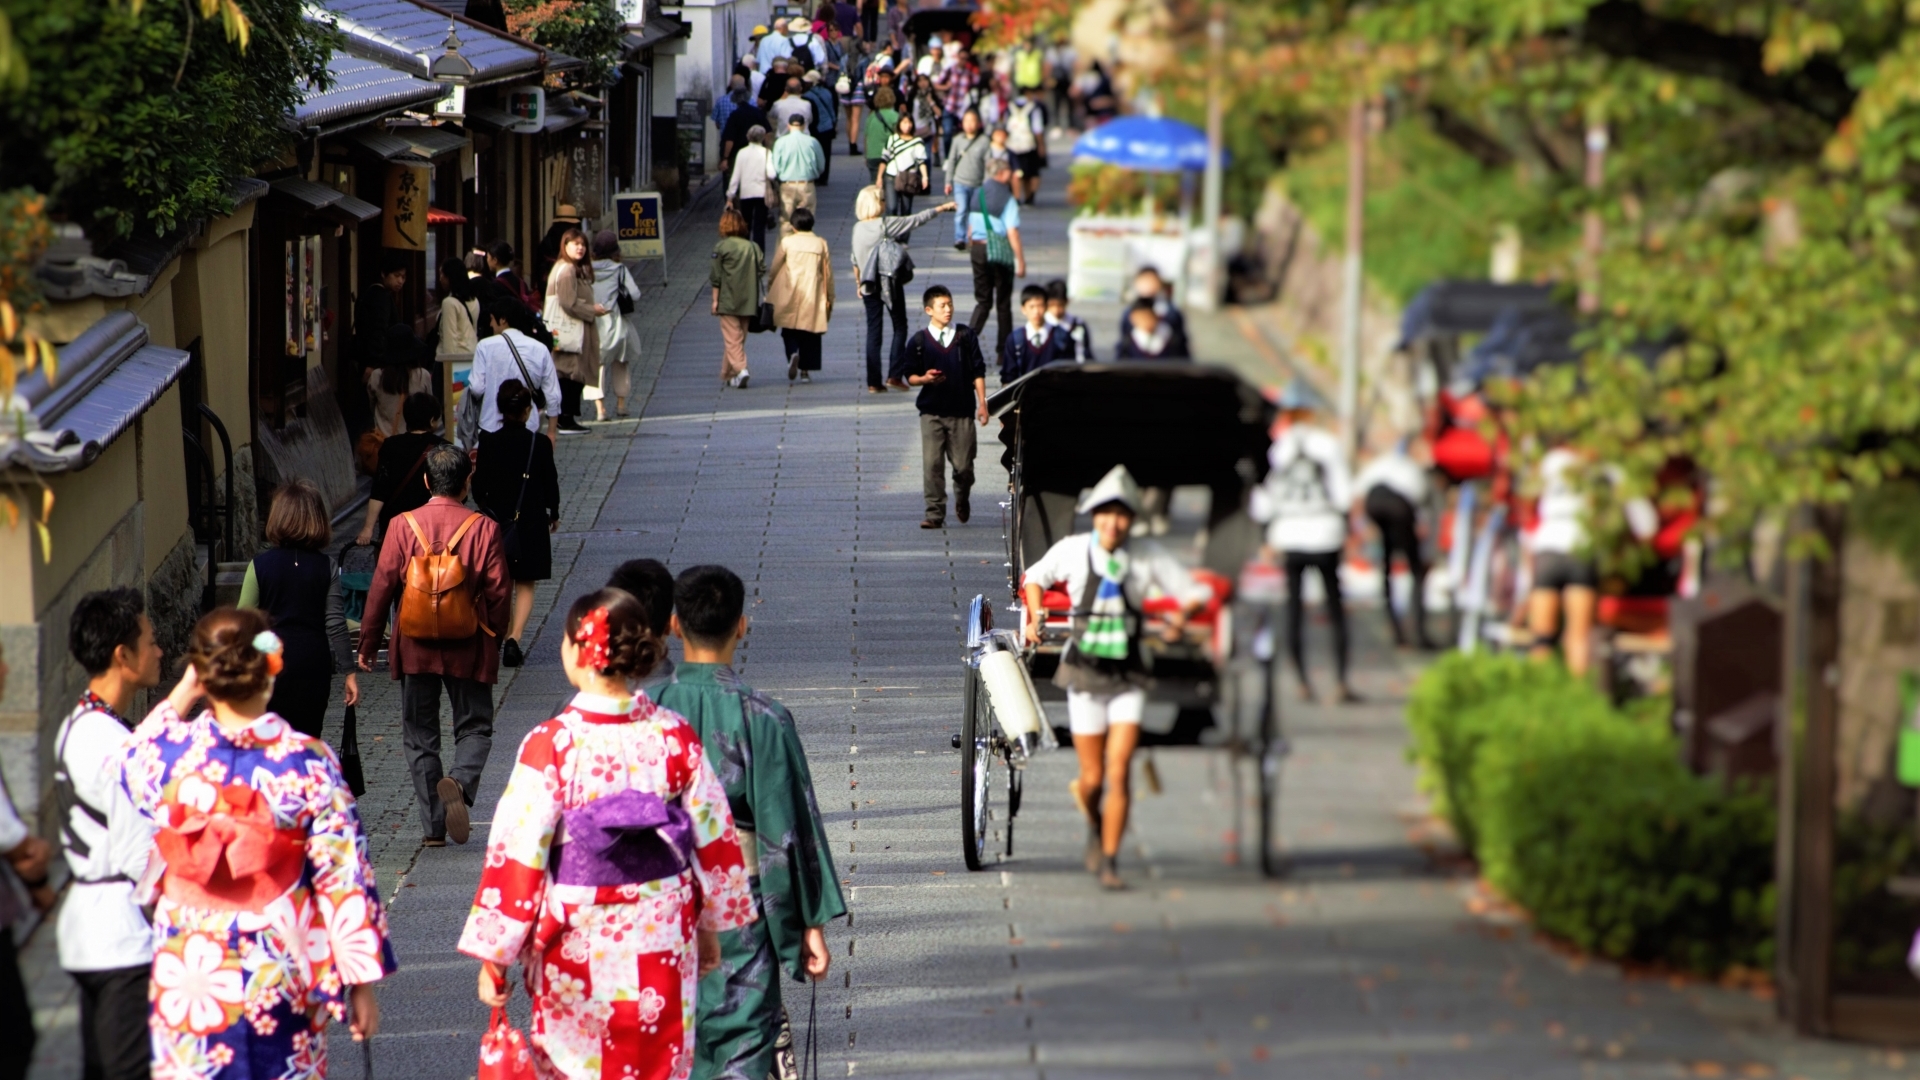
left=1077, top=464, right=1145, bottom=515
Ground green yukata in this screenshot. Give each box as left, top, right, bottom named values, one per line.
left=653, top=662, right=846, bottom=1080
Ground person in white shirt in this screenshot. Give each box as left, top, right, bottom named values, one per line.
left=726, top=125, right=773, bottom=251
left=56, top=587, right=164, bottom=1080
left=464, top=296, right=563, bottom=445
left=1252, top=381, right=1358, bottom=703
left=1021, top=466, right=1212, bottom=891
left=1356, top=440, right=1438, bottom=650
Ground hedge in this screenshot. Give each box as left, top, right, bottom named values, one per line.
left=1407, top=653, right=1775, bottom=974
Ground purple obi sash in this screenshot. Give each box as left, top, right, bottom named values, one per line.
left=551, top=789, right=696, bottom=888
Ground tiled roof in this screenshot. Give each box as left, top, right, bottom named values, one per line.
left=295, top=50, right=450, bottom=132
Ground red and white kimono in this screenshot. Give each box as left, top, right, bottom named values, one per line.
left=458, top=692, right=755, bottom=1080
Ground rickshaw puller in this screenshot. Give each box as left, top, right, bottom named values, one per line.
left=1021, top=466, right=1212, bottom=890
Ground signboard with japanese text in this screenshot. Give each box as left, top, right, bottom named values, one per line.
left=614, top=191, right=665, bottom=261
left=382, top=164, right=429, bottom=250
left=565, top=138, right=606, bottom=221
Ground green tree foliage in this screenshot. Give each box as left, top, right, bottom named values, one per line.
left=506, top=0, right=623, bottom=88
left=1143, top=0, right=1920, bottom=545
left=0, top=0, right=333, bottom=241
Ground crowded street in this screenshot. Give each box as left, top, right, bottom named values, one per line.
left=13, top=4, right=1920, bottom=1079
left=15, top=164, right=1895, bottom=1079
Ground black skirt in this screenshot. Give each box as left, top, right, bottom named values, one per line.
left=497, top=513, right=553, bottom=582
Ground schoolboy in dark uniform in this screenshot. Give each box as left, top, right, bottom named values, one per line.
left=903, top=284, right=988, bottom=529
left=1001, top=284, right=1075, bottom=383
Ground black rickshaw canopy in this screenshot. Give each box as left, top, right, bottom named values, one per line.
left=989, top=361, right=1275, bottom=500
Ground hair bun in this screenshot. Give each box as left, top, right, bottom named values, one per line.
left=187, top=607, right=275, bottom=703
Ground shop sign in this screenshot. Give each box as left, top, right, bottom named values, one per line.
left=383, top=164, right=429, bottom=250
left=614, top=191, right=665, bottom=261
left=507, top=86, right=545, bottom=134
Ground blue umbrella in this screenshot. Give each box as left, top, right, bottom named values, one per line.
left=1073, top=116, right=1224, bottom=172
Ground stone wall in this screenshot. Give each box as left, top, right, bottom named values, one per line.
left=10, top=505, right=145, bottom=826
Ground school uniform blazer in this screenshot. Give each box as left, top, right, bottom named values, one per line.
left=1000, top=324, right=1074, bottom=382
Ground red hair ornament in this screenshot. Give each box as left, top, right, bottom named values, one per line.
left=574, top=606, right=612, bottom=672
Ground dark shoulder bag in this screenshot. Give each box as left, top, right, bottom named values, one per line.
left=500, top=332, right=550, bottom=411
left=339, top=704, right=367, bottom=797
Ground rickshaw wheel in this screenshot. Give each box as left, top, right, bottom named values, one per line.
left=961, top=665, right=994, bottom=871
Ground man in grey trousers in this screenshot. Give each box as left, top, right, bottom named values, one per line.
left=902, top=285, right=988, bottom=528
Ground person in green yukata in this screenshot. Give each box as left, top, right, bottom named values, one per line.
left=653, top=564, right=843, bottom=1080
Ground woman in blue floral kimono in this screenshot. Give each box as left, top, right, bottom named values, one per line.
left=122, top=607, right=395, bottom=1080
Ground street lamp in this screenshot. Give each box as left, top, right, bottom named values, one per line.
left=430, top=20, right=476, bottom=83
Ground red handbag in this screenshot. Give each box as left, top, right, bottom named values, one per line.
left=477, top=969, right=536, bottom=1080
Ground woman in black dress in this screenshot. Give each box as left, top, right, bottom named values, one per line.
left=238, top=480, right=358, bottom=738
left=472, top=379, right=559, bottom=667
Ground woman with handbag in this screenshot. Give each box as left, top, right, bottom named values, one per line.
left=880, top=112, right=928, bottom=215
left=768, top=207, right=834, bottom=383
left=460, top=588, right=755, bottom=1080
left=588, top=230, right=641, bottom=420
left=710, top=205, right=765, bottom=389
left=863, top=79, right=900, bottom=182
left=725, top=125, right=773, bottom=252
left=237, top=480, right=360, bottom=739
left=471, top=380, right=559, bottom=670
left=850, top=184, right=954, bottom=392
left=543, top=228, right=606, bottom=435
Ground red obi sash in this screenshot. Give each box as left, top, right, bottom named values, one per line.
left=154, top=783, right=305, bottom=911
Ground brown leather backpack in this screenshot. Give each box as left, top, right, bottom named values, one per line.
left=396, top=511, right=494, bottom=641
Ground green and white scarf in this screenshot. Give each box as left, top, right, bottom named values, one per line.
left=1079, top=545, right=1131, bottom=661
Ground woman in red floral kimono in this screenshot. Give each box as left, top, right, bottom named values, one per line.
left=460, top=588, right=756, bottom=1080
left=122, top=607, right=395, bottom=1080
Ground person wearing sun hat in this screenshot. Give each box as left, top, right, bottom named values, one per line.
left=1020, top=464, right=1213, bottom=890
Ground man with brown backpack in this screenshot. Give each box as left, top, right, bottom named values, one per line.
left=358, top=443, right=512, bottom=846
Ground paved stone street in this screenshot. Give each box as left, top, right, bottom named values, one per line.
left=23, top=153, right=1917, bottom=1080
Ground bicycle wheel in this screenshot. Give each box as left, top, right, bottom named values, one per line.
left=960, top=664, right=994, bottom=871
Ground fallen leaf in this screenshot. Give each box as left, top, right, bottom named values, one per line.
left=1688, top=1063, right=1727, bottom=1078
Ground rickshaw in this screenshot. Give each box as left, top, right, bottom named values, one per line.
left=954, top=361, right=1284, bottom=874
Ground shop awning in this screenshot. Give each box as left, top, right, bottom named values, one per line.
left=267, top=177, right=383, bottom=224
left=353, top=129, right=434, bottom=162
left=2, top=313, right=191, bottom=474
left=294, top=51, right=450, bottom=134
left=319, top=0, right=585, bottom=88
left=427, top=206, right=467, bottom=224
left=622, top=15, right=689, bottom=56
left=463, top=102, right=588, bottom=134
left=395, top=125, right=468, bottom=158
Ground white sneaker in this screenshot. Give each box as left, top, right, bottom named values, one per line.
left=733, top=371, right=750, bottom=389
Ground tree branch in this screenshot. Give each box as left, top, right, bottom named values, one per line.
left=1579, top=0, right=1855, bottom=126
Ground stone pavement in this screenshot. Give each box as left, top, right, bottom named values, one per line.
left=23, top=152, right=1915, bottom=1080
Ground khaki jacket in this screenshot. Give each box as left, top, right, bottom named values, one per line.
left=768, top=232, right=834, bottom=333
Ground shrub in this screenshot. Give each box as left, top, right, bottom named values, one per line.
left=1404, top=652, right=1585, bottom=854
left=1405, top=652, right=1776, bottom=974
left=1471, top=699, right=1775, bottom=972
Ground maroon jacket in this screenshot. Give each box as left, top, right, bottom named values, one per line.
left=358, top=495, right=511, bottom=683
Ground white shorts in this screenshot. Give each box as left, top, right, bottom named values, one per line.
left=1066, top=688, right=1146, bottom=736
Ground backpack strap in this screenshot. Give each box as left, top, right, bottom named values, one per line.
left=447, top=511, right=484, bottom=555
left=404, top=511, right=433, bottom=554
left=446, top=512, right=498, bottom=637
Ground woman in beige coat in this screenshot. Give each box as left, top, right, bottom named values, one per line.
left=767, top=206, right=834, bottom=382
left=545, top=227, right=604, bottom=433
